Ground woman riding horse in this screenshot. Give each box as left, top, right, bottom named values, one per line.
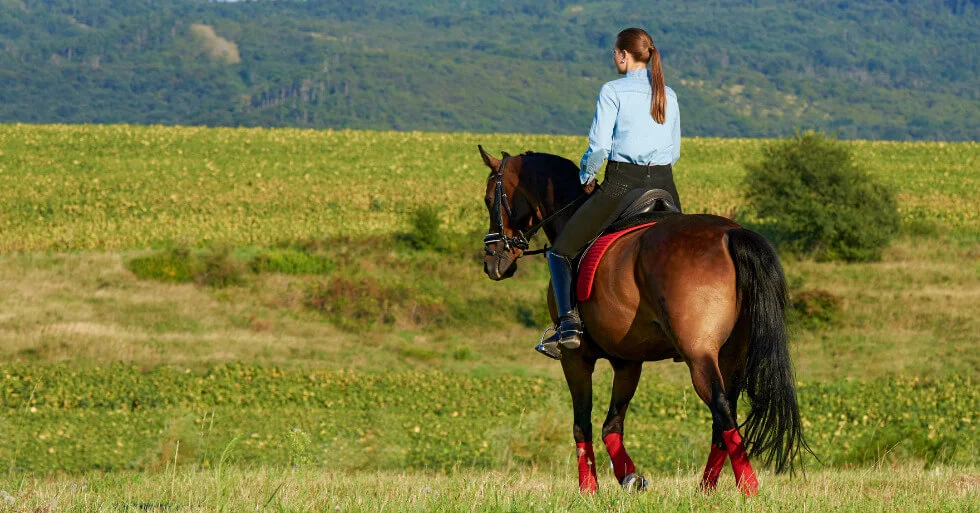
left=478, top=28, right=807, bottom=495
left=548, top=28, right=682, bottom=352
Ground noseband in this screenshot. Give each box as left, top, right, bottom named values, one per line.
left=482, top=156, right=588, bottom=259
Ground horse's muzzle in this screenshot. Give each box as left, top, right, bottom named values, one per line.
left=484, top=254, right=517, bottom=281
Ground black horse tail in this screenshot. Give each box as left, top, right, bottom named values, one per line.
left=726, top=228, right=809, bottom=473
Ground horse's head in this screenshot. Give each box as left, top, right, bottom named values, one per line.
left=478, top=145, right=538, bottom=281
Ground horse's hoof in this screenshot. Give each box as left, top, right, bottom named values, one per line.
left=620, top=473, right=648, bottom=492
left=535, top=341, right=562, bottom=360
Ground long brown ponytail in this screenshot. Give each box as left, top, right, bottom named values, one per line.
left=616, top=28, right=667, bottom=124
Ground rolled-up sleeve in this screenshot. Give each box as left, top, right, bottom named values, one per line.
left=579, top=83, right=618, bottom=184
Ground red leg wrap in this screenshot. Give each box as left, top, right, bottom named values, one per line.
left=722, top=428, right=759, bottom=496
left=576, top=442, right=599, bottom=493
left=602, top=432, right=636, bottom=482
left=700, top=444, right=728, bottom=491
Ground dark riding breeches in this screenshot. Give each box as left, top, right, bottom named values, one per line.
left=551, top=161, right=681, bottom=257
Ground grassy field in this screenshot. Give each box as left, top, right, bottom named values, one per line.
left=0, top=237, right=977, bottom=381
left=1, top=466, right=977, bottom=512
left=0, top=124, right=976, bottom=252
left=0, top=124, right=977, bottom=510
left=1, top=366, right=974, bottom=474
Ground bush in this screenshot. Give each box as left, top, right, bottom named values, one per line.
left=790, top=289, right=842, bottom=330
left=249, top=248, right=336, bottom=275
left=304, top=276, right=402, bottom=330
left=196, top=245, right=246, bottom=288
left=126, top=246, right=198, bottom=283
left=125, top=244, right=245, bottom=288
left=743, top=131, right=900, bottom=262
left=404, top=205, right=447, bottom=251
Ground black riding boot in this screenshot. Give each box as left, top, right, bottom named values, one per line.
left=547, top=250, right=583, bottom=349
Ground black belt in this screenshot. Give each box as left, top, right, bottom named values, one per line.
left=606, top=160, right=672, bottom=179
left=607, top=160, right=672, bottom=171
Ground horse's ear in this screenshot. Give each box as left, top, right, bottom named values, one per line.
left=501, top=151, right=512, bottom=158
left=478, top=145, right=501, bottom=171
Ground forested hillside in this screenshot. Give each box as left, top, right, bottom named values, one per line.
left=1, top=0, right=977, bottom=139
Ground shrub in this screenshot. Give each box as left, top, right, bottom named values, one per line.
left=126, top=245, right=245, bottom=288
left=790, top=288, right=842, bottom=330
left=195, top=245, right=246, bottom=288
left=249, top=248, right=336, bottom=275
left=304, top=276, right=402, bottom=330
left=743, top=131, right=900, bottom=262
left=404, top=205, right=447, bottom=251
left=126, top=246, right=198, bottom=283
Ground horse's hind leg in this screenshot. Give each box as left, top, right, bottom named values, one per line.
left=601, top=359, right=647, bottom=491
left=701, top=414, right=728, bottom=491
left=700, top=347, right=744, bottom=491
left=560, top=347, right=598, bottom=493
left=687, top=351, right=759, bottom=496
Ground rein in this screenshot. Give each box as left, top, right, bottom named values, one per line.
left=483, top=156, right=587, bottom=258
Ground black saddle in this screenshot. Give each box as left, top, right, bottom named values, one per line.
left=588, top=188, right=683, bottom=241
left=574, top=188, right=681, bottom=270
left=616, top=188, right=680, bottom=222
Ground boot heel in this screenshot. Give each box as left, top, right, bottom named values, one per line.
left=558, top=315, right=583, bottom=348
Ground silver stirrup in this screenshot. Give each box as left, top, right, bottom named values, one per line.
left=535, top=325, right=562, bottom=360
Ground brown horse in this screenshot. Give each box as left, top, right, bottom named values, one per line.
left=478, top=147, right=807, bottom=495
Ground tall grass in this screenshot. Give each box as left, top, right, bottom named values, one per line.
left=0, top=466, right=976, bottom=512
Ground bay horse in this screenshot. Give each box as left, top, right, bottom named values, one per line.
left=478, top=147, right=807, bottom=495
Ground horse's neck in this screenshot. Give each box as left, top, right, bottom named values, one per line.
left=531, top=169, right=584, bottom=244
left=542, top=203, right=577, bottom=244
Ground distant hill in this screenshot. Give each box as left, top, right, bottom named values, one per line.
left=0, top=0, right=977, bottom=140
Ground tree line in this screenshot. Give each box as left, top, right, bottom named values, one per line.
left=0, top=0, right=977, bottom=140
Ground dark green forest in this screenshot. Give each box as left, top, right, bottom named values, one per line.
left=0, top=0, right=977, bottom=140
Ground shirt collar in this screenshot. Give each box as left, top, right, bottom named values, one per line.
left=626, top=69, right=649, bottom=79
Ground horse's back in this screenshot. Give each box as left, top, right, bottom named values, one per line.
left=581, top=214, right=740, bottom=362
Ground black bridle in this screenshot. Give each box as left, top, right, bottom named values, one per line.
left=483, top=156, right=587, bottom=258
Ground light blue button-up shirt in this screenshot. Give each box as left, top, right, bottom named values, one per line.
left=579, top=69, right=681, bottom=184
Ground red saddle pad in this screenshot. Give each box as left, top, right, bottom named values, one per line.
left=576, top=222, right=656, bottom=302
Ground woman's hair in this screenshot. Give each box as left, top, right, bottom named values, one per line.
left=616, top=28, right=666, bottom=124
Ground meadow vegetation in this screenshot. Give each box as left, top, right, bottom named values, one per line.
left=2, top=466, right=976, bottom=513
left=0, top=124, right=976, bottom=510
left=744, top=131, right=901, bottom=262
left=0, top=124, right=976, bottom=252
left=0, top=365, right=975, bottom=474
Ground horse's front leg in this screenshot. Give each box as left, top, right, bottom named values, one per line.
left=601, top=359, right=647, bottom=491
left=560, top=346, right=597, bottom=493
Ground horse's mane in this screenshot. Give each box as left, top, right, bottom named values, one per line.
left=518, top=151, right=579, bottom=180
left=515, top=151, right=583, bottom=208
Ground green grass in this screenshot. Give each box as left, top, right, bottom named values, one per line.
left=0, top=365, right=975, bottom=474
left=0, top=234, right=975, bottom=381
left=1, top=466, right=977, bottom=512
left=0, top=124, right=977, bottom=510
left=0, top=125, right=976, bottom=252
